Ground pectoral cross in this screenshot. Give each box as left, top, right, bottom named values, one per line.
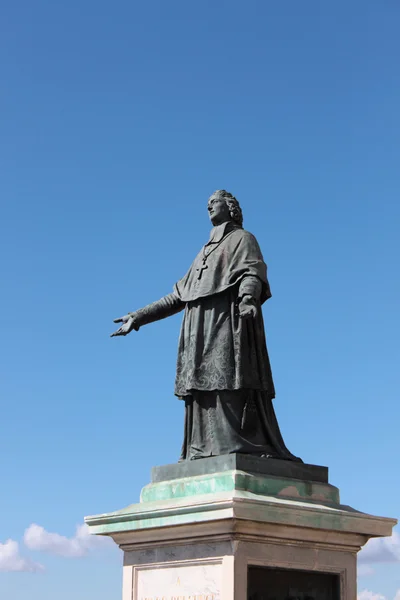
left=196, top=259, right=208, bottom=280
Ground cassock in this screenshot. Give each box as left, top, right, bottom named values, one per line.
left=129, top=221, right=300, bottom=462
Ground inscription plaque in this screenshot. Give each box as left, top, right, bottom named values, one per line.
left=136, top=562, right=222, bottom=600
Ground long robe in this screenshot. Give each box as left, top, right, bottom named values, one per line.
left=174, top=286, right=275, bottom=396
left=131, top=221, right=301, bottom=462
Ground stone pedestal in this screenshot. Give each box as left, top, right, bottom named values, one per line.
left=85, top=455, right=396, bottom=600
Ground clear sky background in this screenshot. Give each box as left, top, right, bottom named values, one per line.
left=1, top=1, right=399, bottom=599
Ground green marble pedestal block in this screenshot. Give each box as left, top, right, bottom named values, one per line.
left=85, top=456, right=396, bottom=600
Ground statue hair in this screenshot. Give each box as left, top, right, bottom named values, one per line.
left=212, top=190, right=243, bottom=227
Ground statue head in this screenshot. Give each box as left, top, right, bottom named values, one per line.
left=207, top=190, right=243, bottom=227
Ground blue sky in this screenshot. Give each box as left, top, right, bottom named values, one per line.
left=1, top=1, right=399, bottom=598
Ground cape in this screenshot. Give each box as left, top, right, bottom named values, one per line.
left=174, top=226, right=272, bottom=304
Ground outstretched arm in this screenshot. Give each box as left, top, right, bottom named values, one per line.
left=111, top=292, right=185, bottom=337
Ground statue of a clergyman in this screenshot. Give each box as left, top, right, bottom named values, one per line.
left=111, top=190, right=301, bottom=462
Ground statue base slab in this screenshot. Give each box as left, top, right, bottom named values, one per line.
left=85, top=458, right=396, bottom=600
left=152, top=454, right=328, bottom=483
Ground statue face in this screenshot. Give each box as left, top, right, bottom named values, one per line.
left=207, top=195, right=231, bottom=226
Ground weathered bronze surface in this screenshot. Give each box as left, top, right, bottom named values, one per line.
left=112, top=190, right=301, bottom=462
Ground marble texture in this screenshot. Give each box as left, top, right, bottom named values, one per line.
left=85, top=469, right=394, bottom=540
left=85, top=468, right=397, bottom=600
left=140, top=470, right=339, bottom=504
left=136, top=562, right=222, bottom=600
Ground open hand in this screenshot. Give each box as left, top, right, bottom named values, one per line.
left=238, top=296, right=258, bottom=320
left=110, top=314, right=138, bottom=337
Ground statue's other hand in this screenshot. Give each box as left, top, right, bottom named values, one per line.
left=110, top=315, right=138, bottom=337
left=238, top=296, right=258, bottom=320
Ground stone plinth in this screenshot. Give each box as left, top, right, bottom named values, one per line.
left=85, top=456, right=397, bottom=600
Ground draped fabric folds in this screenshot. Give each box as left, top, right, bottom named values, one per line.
left=129, top=222, right=301, bottom=463
left=180, top=390, right=300, bottom=461
left=178, top=289, right=301, bottom=462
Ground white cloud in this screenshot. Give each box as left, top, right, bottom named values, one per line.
left=0, top=539, right=43, bottom=573
left=357, top=590, right=386, bottom=600
left=359, top=532, right=400, bottom=564
left=358, top=591, right=400, bottom=600
left=24, top=523, right=113, bottom=558
left=358, top=591, right=386, bottom=600
left=357, top=590, right=400, bottom=600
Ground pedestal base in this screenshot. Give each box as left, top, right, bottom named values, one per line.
left=85, top=456, right=396, bottom=600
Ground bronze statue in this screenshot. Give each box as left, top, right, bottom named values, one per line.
left=112, top=190, right=301, bottom=462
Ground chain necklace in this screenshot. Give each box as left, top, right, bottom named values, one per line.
left=196, top=229, right=236, bottom=280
